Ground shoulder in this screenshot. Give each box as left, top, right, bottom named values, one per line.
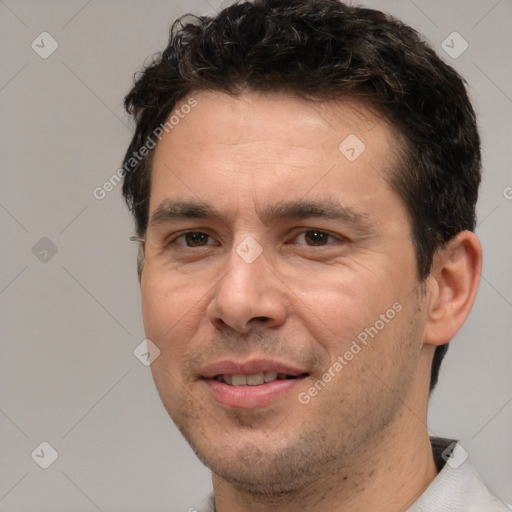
left=192, top=493, right=216, bottom=512
left=408, top=438, right=511, bottom=511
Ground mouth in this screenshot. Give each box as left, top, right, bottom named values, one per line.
left=212, top=372, right=305, bottom=386
left=200, top=360, right=309, bottom=409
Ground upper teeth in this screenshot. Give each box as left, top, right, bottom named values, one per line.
left=215, top=372, right=293, bottom=386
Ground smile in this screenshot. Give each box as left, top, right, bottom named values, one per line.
left=213, top=372, right=300, bottom=386
left=200, top=360, right=309, bottom=408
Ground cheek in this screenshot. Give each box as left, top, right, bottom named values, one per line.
left=141, top=274, right=200, bottom=393
left=283, top=265, right=393, bottom=349
left=140, top=269, right=204, bottom=347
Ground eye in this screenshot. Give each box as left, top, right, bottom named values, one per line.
left=293, top=230, right=342, bottom=246
left=172, top=232, right=217, bottom=247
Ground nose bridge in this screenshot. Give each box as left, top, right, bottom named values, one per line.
left=221, top=235, right=269, bottom=305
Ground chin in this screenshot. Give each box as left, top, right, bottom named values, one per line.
left=181, top=421, right=339, bottom=497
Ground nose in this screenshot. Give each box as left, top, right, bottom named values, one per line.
left=206, top=243, right=287, bottom=334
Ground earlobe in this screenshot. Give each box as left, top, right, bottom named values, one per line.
left=423, top=231, right=482, bottom=347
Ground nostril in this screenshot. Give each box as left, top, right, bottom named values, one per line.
left=253, top=316, right=270, bottom=323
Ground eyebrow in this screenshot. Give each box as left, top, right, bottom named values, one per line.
left=259, top=200, right=371, bottom=230
left=148, top=198, right=373, bottom=232
left=149, top=201, right=226, bottom=227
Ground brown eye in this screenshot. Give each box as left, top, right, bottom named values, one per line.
left=175, top=232, right=213, bottom=247
left=302, top=230, right=332, bottom=246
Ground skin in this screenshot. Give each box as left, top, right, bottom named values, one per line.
left=140, top=91, right=482, bottom=511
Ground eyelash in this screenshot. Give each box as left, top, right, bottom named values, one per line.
left=166, top=229, right=346, bottom=249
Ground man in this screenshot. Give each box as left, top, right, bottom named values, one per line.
left=121, top=0, right=509, bottom=510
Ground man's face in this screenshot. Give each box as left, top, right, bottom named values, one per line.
left=141, top=91, right=430, bottom=493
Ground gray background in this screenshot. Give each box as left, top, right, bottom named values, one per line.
left=0, top=0, right=511, bottom=510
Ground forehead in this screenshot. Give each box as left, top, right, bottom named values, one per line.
left=156, top=90, right=392, bottom=152
left=149, top=91, right=402, bottom=222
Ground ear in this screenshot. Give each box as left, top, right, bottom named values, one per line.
left=423, top=231, right=482, bottom=347
left=137, top=244, right=145, bottom=283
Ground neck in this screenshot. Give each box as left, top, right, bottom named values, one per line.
left=212, top=403, right=437, bottom=512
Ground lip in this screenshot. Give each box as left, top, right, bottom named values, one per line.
left=200, top=359, right=309, bottom=409
left=200, top=359, right=306, bottom=379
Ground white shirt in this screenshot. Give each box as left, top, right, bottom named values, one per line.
left=195, top=439, right=510, bottom=511
left=407, top=440, right=511, bottom=511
